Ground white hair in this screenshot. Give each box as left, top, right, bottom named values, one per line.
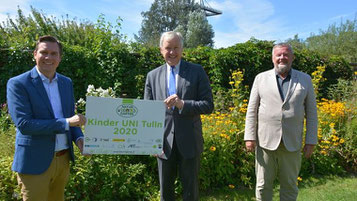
left=159, top=31, right=184, bottom=48
left=272, top=43, right=294, bottom=55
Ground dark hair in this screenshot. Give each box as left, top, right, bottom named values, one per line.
left=35, top=35, right=63, bottom=56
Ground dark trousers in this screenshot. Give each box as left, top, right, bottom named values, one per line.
left=157, top=140, right=200, bottom=201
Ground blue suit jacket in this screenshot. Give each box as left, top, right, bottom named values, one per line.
left=6, top=67, right=83, bottom=174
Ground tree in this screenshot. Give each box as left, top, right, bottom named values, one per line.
left=305, top=16, right=357, bottom=63
left=184, top=10, right=214, bottom=48
left=0, top=7, right=124, bottom=50
left=135, top=0, right=215, bottom=48
left=285, top=34, right=306, bottom=51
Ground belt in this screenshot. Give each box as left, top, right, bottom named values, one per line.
left=55, top=149, right=69, bottom=157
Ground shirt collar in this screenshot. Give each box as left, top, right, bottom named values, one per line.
left=36, top=66, right=58, bottom=83
left=166, top=60, right=181, bottom=73
left=275, top=69, right=292, bottom=79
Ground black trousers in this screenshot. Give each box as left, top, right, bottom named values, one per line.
left=157, top=140, right=200, bottom=201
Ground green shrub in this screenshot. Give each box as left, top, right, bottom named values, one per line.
left=0, top=156, right=20, bottom=201
left=0, top=128, right=19, bottom=201
left=200, top=70, right=254, bottom=190
left=66, top=152, right=159, bottom=201
left=1, top=36, right=354, bottom=103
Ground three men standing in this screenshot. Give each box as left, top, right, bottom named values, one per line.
left=244, top=43, right=318, bottom=201
left=6, top=34, right=317, bottom=201
left=144, top=31, right=214, bottom=201
left=7, top=35, right=86, bottom=201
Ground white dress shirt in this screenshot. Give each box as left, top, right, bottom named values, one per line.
left=36, top=67, right=69, bottom=151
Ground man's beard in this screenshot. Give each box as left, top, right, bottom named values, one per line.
left=275, top=64, right=291, bottom=75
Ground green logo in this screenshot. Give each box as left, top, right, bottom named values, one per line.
left=116, top=99, right=138, bottom=118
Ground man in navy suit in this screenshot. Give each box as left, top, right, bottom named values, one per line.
left=144, top=31, right=214, bottom=201
left=7, top=35, right=86, bottom=201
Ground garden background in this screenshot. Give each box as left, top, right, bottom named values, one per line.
left=0, top=9, right=356, bottom=200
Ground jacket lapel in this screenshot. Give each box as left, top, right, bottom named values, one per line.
left=283, top=69, right=298, bottom=104
left=268, top=69, right=283, bottom=103
left=57, top=76, right=69, bottom=117
left=159, top=64, right=168, bottom=99
left=177, top=60, right=187, bottom=98
left=30, top=67, right=55, bottom=117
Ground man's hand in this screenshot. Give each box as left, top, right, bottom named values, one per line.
left=152, top=151, right=165, bottom=158
left=76, top=138, right=90, bottom=156
left=67, top=114, right=86, bottom=127
left=245, top=140, right=256, bottom=152
left=303, top=144, right=315, bottom=158
left=164, top=94, right=184, bottom=110
left=76, top=138, right=84, bottom=154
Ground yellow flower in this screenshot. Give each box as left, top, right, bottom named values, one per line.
left=216, top=120, right=223, bottom=125
left=220, top=134, right=228, bottom=138
left=210, top=146, right=216, bottom=151
left=329, top=123, right=335, bottom=128
left=339, top=139, right=345, bottom=143
left=297, top=177, right=302, bottom=181
left=228, top=184, right=235, bottom=189
left=331, top=135, right=338, bottom=142
left=239, top=107, right=247, bottom=113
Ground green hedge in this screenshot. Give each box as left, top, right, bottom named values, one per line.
left=0, top=39, right=353, bottom=103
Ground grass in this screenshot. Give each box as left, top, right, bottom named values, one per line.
left=297, top=176, right=357, bottom=201
left=200, top=186, right=255, bottom=201
left=199, top=175, right=357, bottom=201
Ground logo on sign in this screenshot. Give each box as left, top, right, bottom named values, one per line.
left=116, top=100, right=138, bottom=118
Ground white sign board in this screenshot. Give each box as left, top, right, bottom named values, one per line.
left=83, top=96, right=165, bottom=155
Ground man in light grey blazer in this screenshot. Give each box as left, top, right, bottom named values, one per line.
left=144, top=31, right=214, bottom=201
left=244, top=43, right=318, bottom=201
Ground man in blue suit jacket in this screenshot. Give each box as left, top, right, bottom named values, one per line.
left=6, top=35, right=86, bottom=201
left=144, top=31, right=214, bottom=201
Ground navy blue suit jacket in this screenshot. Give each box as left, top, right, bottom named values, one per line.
left=7, top=67, right=83, bottom=174
left=144, top=60, right=214, bottom=159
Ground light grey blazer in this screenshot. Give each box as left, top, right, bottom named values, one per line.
left=244, top=69, right=318, bottom=152
left=144, top=60, right=214, bottom=159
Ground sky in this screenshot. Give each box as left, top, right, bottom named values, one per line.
left=0, top=0, right=356, bottom=48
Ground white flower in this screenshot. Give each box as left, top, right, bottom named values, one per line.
left=87, top=85, right=95, bottom=93
left=102, top=89, right=110, bottom=97
left=77, top=98, right=86, bottom=104
left=97, top=87, right=104, bottom=94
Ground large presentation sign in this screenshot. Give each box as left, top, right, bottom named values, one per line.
left=83, top=96, right=165, bottom=155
